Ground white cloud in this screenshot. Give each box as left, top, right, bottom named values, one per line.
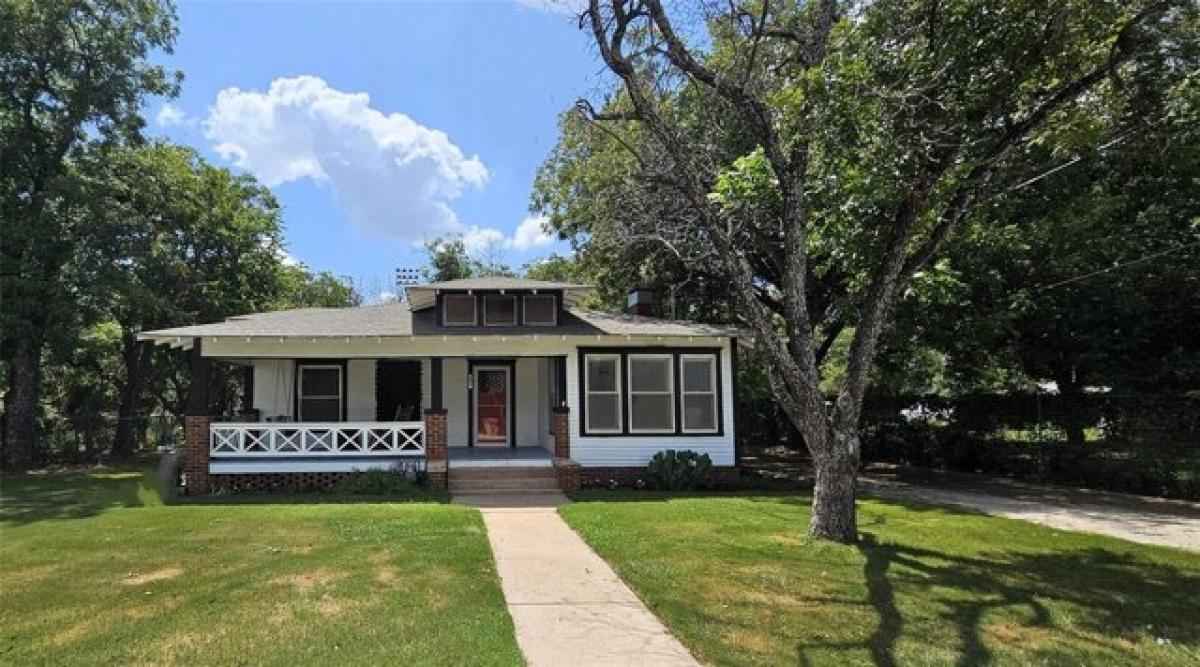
left=156, top=103, right=187, bottom=127
left=203, top=75, right=487, bottom=239
left=458, top=214, right=554, bottom=255
left=516, top=0, right=585, bottom=15
left=376, top=290, right=399, bottom=304
left=461, top=226, right=507, bottom=254
left=509, top=214, right=554, bottom=250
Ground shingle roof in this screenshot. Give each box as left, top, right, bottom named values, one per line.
left=404, top=277, right=592, bottom=310
left=139, top=303, right=739, bottom=343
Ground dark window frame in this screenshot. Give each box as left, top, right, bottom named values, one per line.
left=441, top=293, right=477, bottom=327
left=577, top=347, right=724, bottom=438
left=482, top=294, right=518, bottom=326
left=522, top=294, right=558, bottom=326
left=293, top=359, right=348, bottom=422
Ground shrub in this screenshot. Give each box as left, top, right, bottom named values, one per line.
left=333, top=467, right=420, bottom=495
left=646, top=450, right=714, bottom=490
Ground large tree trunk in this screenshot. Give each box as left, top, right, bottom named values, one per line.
left=3, top=333, right=43, bottom=470
left=808, top=424, right=860, bottom=542
left=111, top=333, right=151, bottom=461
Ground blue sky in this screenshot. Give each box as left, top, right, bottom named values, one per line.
left=149, top=0, right=595, bottom=300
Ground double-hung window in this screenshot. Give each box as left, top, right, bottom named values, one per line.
left=298, top=364, right=342, bottom=422
left=584, top=354, right=622, bottom=433
left=680, top=354, right=719, bottom=433
left=627, top=354, right=675, bottom=433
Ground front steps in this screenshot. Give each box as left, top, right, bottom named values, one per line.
left=448, top=466, right=561, bottom=495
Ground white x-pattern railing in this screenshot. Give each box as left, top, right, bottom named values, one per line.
left=210, top=422, right=425, bottom=457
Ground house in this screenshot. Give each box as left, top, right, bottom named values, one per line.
left=139, top=278, right=741, bottom=493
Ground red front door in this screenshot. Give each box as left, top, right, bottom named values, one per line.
left=474, top=366, right=510, bottom=446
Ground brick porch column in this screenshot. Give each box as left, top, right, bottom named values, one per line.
left=183, top=415, right=211, bottom=495
left=424, top=408, right=448, bottom=490
left=551, top=407, right=580, bottom=493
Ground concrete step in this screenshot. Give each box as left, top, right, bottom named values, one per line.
left=450, top=476, right=561, bottom=492
left=450, top=466, right=556, bottom=481
left=451, top=487, right=566, bottom=498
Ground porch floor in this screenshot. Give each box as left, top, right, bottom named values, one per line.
left=448, top=446, right=553, bottom=468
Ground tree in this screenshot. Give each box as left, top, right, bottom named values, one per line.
left=559, top=0, right=1192, bottom=540
left=0, top=0, right=178, bottom=469
left=422, top=234, right=516, bottom=282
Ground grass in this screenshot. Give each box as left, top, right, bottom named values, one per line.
left=560, top=491, right=1200, bottom=666
left=0, top=467, right=522, bottom=666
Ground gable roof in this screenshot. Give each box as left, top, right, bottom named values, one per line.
left=404, top=277, right=592, bottom=310
left=138, top=303, right=739, bottom=345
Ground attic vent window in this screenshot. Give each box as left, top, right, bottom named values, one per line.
left=443, top=294, right=476, bottom=326
left=483, top=295, right=517, bottom=326
left=523, top=295, right=556, bottom=326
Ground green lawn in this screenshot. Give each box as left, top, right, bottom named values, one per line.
left=0, top=468, right=523, bottom=666
left=561, top=491, right=1200, bottom=666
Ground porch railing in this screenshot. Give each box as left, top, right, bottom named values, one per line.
left=209, top=422, right=425, bottom=457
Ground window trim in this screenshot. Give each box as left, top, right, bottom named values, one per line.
left=482, top=294, right=518, bottom=326
left=577, top=347, right=724, bottom=438
left=522, top=294, right=557, bottom=326
left=296, top=363, right=344, bottom=422
left=442, top=293, right=477, bottom=327
left=583, top=353, right=623, bottom=434
left=679, top=354, right=719, bottom=434
left=626, top=353, right=676, bottom=434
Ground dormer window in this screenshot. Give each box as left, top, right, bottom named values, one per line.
left=523, top=294, right=556, bottom=326
left=483, top=294, right=517, bottom=326
left=443, top=294, right=476, bottom=326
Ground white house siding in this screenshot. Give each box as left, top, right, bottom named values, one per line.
left=346, top=359, right=376, bottom=421
left=235, top=334, right=736, bottom=467
left=564, top=338, right=737, bottom=467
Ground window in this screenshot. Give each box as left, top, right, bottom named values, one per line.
left=680, top=354, right=718, bottom=433
left=628, top=354, right=675, bottom=432
left=443, top=294, right=476, bottom=326
left=483, top=294, right=517, bottom=326
left=579, top=349, right=723, bottom=436
left=523, top=294, right=556, bottom=326
left=298, top=365, right=342, bottom=422
left=584, top=355, right=622, bottom=433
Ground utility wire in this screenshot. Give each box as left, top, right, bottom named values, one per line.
left=1008, top=130, right=1137, bottom=192
left=1034, top=240, right=1200, bottom=292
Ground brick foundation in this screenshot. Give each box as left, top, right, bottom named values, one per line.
left=424, top=409, right=448, bottom=490
left=183, top=415, right=211, bottom=495
left=579, top=466, right=740, bottom=489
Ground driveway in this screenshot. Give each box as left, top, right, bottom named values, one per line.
left=862, top=468, right=1200, bottom=552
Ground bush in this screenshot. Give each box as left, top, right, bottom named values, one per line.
left=646, top=450, right=714, bottom=490
left=333, top=467, right=422, bottom=495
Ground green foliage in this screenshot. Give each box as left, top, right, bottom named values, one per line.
left=332, top=467, right=424, bottom=495
left=422, top=234, right=516, bottom=282
left=646, top=450, right=715, bottom=491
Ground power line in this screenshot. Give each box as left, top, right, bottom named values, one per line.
left=1034, top=240, right=1200, bottom=292
left=1008, top=130, right=1136, bottom=192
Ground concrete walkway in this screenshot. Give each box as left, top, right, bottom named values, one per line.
left=862, top=471, right=1200, bottom=552
left=455, top=492, right=698, bottom=667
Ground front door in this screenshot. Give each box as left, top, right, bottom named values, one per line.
left=473, top=366, right=511, bottom=447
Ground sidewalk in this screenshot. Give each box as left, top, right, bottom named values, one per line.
left=455, top=492, right=698, bottom=666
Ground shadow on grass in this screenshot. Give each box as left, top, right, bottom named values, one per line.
left=797, top=536, right=1200, bottom=666
left=567, top=489, right=1199, bottom=665
left=0, top=468, right=161, bottom=526
left=1, top=467, right=451, bottom=526
left=173, top=490, right=451, bottom=506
